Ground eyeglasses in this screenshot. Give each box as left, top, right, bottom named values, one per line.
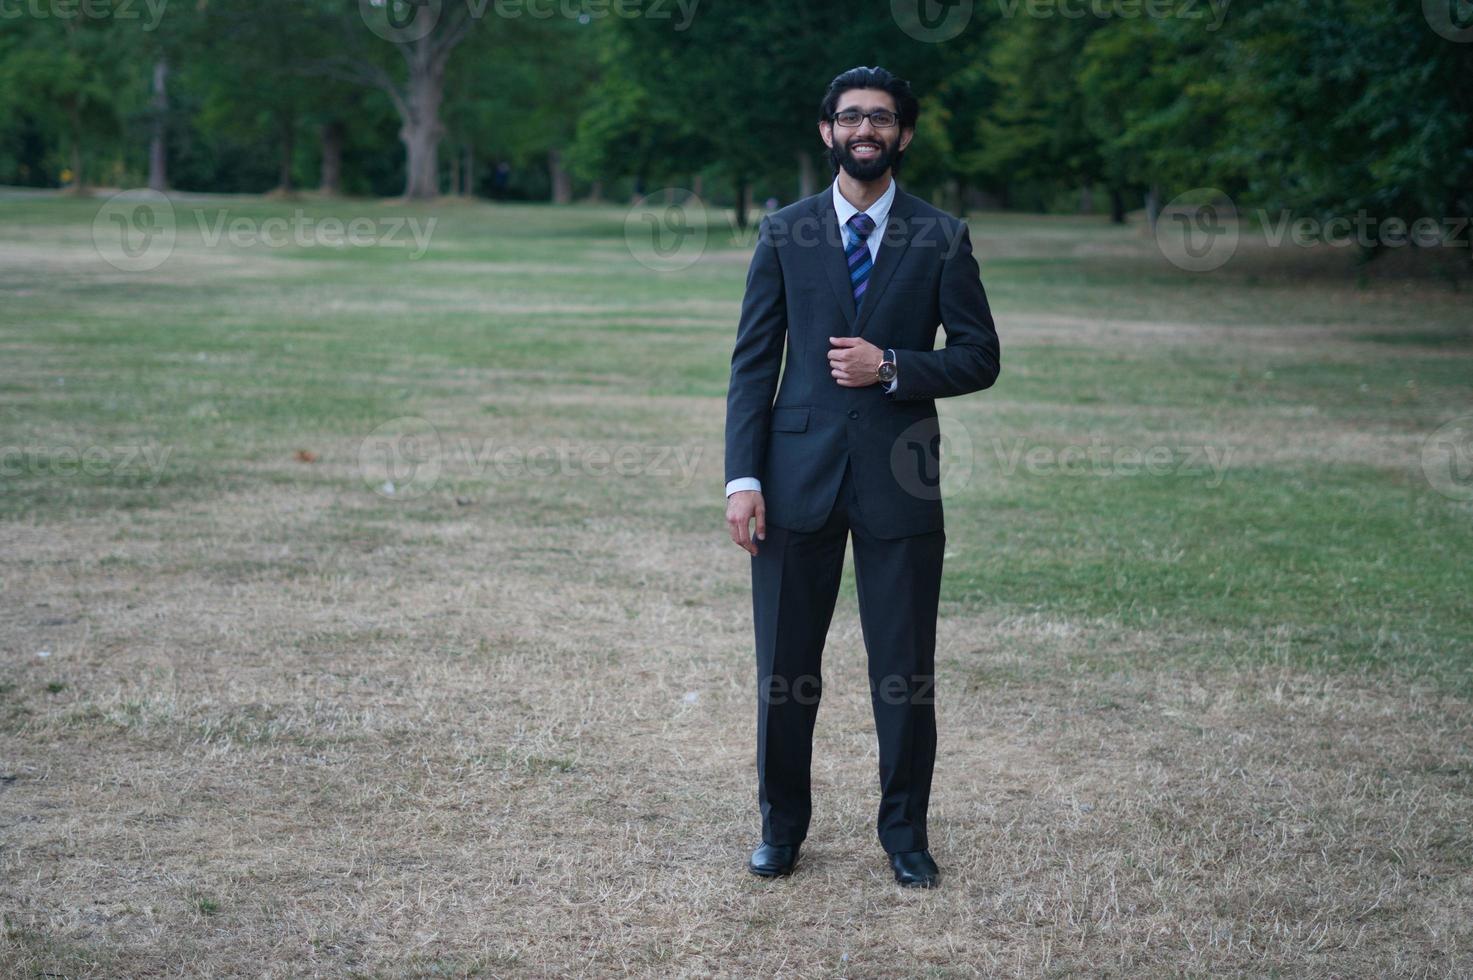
left=832, top=109, right=899, bottom=129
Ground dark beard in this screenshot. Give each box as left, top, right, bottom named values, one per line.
left=829, top=136, right=900, bottom=182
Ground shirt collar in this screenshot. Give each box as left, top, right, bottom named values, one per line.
left=831, top=175, right=896, bottom=233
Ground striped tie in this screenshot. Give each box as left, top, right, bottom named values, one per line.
left=845, top=213, right=876, bottom=310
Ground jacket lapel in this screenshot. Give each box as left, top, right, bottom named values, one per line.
left=816, top=183, right=919, bottom=338
left=817, top=193, right=858, bottom=332
left=853, top=186, right=916, bottom=339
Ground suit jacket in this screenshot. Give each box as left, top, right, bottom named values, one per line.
left=723, top=181, right=1001, bottom=540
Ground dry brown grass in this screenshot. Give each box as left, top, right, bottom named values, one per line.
left=3, top=201, right=1471, bottom=977
left=3, top=476, right=1471, bottom=976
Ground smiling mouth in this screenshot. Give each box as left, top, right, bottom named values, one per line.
left=849, top=141, right=882, bottom=158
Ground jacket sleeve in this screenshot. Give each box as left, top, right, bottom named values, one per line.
left=886, top=221, right=1000, bottom=401
left=724, top=216, right=788, bottom=485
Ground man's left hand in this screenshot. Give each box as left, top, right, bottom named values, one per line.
left=828, top=336, right=883, bottom=387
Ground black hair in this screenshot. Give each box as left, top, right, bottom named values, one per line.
left=818, top=66, right=920, bottom=177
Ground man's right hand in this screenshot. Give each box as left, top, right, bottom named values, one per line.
left=726, top=490, right=766, bottom=556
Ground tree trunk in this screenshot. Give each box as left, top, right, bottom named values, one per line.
left=797, top=150, right=815, bottom=198
left=733, top=175, right=749, bottom=230
left=587, top=179, right=603, bottom=203
left=447, top=143, right=460, bottom=196
left=1145, top=183, right=1161, bottom=230
left=275, top=114, right=295, bottom=193
left=1079, top=184, right=1093, bottom=214
left=324, top=7, right=473, bottom=201
left=692, top=174, right=704, bottom=198
left=399, top=42, right=448, bottom=200
left=1109, top=186, right=1126, bottom=224
left=402, top=124, right=440, bottom=198
left=548, top=149, right=572, bottom=204
left=462, top=143, right=474, bottom=196
left=319, top=121, right=344, bottom=195
left=148, top=58, right=168, bottom=192
left=64, top=98, right=84, bottom=194
left=69, top=135, right=83, bottom=191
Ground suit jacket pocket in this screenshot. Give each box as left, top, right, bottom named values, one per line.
left=769, top=407, right=810, bottom=432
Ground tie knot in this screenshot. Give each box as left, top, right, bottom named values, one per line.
left=848, top=213, right=875, bottom=240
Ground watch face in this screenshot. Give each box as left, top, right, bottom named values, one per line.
left=877, top=361, right=897, bottom=383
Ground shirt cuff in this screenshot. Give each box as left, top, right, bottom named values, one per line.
left=726, top=477, right=762, bottom=496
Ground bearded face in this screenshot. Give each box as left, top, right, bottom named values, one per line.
left=823, top=91, right=912, bottom=182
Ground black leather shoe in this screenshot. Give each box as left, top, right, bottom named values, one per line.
left=889, top=849, right=940, bottom=888
left=748, top=841, right=801, bottom=877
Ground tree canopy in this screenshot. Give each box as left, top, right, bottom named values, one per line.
left=0, top=0, right=1466, bottom=240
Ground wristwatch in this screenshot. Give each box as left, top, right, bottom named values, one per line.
left=876, top=348, right=897, bottom=385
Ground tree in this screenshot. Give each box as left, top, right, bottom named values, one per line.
left=564, top=24, right=709, bottom=200
left=1218, top=0, right=1473, bottom=242
left=306, top=0, right=482, bottom=199
left=193, top=0, right=338, bottom=194
left=445, top=15, right=600, bottom=203
left=1077, top=15, right=1236, bottom=226
left=0, top=13, right=127, bottom=192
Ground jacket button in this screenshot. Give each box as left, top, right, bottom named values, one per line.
left=848, top=410, right=860, bottom=420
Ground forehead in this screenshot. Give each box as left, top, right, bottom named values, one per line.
left=834, top=88, right=897, bottom=111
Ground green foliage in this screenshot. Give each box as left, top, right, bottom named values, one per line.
left=188, top=0, right=340, bottom=190
left=973, top=15, right=1104, bottom=194
left=0, top=13, right=131, bottom=184
left=447, top=16, right=595, bottom=171
left=0, top=0, right=1466, bottom=234
left=564, top=25, right=705, bottom=189
left=1216, top=0, right=1473, bottom=223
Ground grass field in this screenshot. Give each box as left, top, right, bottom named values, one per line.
left=2, top=187, right=1471, bottom=976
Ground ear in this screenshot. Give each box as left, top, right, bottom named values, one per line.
left=818, top=120, right=834, bottom=149
left=898, top=126, right=915, bottom=154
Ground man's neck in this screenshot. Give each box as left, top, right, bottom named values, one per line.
left=836, top=170, right=893, bottom=213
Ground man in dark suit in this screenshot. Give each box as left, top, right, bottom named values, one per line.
left=724, top=66, right=1001, bottom=888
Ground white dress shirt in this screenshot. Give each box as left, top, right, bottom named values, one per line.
left=726, top=176, right=899, bottom=498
